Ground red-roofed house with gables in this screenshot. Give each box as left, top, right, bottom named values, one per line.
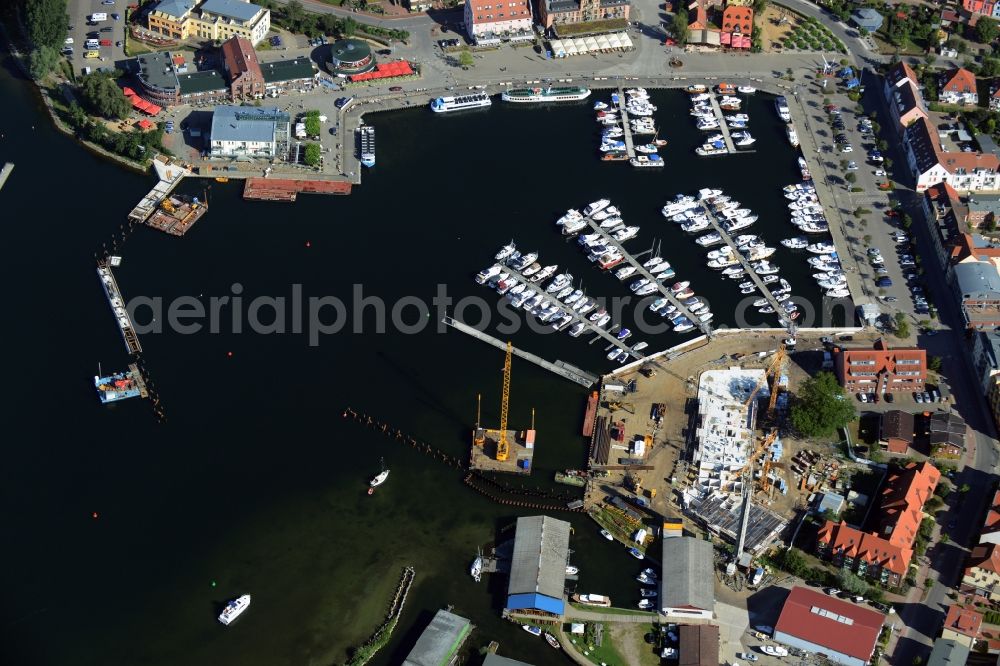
left=979, top=489, right=1000, bottom=545
left=940, top=68, right=979, bottom=105
left=464, top=0, right=533, bottom=45
left=833, top=338, right=927, bottom=395
left=876, top=461, right=939, bottom=547
left=773, top=587, right=885, bottom=666
left=882, top=61, right=928, bottom=134
left=942, top=604, right=983, bottom=647
left=903, top=116, right=1000, bottom=192
left=816, top=521, right=911, bottom=588
left=962, top=543, right=1000, bottom=603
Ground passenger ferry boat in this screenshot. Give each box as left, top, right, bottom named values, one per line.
left=358, top=125, right=375, bottom=168
left=501, top=86, right=591, bottom=103
left=218, top=595, right=251, bottom=625
left=430, top=93, right=492, bottom=113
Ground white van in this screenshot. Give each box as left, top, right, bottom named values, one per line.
left=89, top=12, right=108, bottom=21
left=85, top=39, right=100, bottom=49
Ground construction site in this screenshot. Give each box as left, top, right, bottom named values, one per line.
left=469, top=342, right=538, bottom=475
left=578, top=328, right=884, bottom=585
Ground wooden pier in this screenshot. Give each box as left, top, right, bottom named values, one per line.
left=442, top=316, right=597, bottom=387
left=580, top=217, right=712, bottom=337
left=501, top=264, right=637, bottom=358
left=706, top=95, right=737, bottom=154
left=701, top=202, right=792, bottom=331
left=128, top=363, right=149, bottom=398
left=128, top=159, right=189, bottom=223
left=97, top=264, right=142, bottom=354
left=614, top=88, right=637, bottom=159
left=0, top=163, right=14, bottom=192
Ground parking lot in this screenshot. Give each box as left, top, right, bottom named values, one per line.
left=66, top=0, right=128, bottom=73
left=804, top=74, right=938, bottom=338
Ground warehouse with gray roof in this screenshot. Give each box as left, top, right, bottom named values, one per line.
left=402, top=609, right=472, bottom=666
left=661, top=536, right=714, bottom=619
left=505, top=515, right=570, bottom=616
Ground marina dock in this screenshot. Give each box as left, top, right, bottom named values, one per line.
left=442, top=316, right=597, bottom=387
left=614, top=88, right=636, bottom=159
left=97, top=263, right=142, bottom=354
left=701, top=205, right=791, bottom=330
left=128, top=158, right=189, bottom=224
left=580, top=216, right=712, bottom=337
left=0, top=162, right=13, bottom=191
left=706, top=95, right=737, bottom=154
left=501, top=263, right=637, bottom=358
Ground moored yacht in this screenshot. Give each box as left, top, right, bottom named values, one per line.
left=219, top=595, right=251, bottom=625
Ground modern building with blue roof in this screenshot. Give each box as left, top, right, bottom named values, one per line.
left=851, top=7, right=883, bottom=32
left=505, top=515, right=570, bottom=616
left=209, top=105, right=290, bottom=159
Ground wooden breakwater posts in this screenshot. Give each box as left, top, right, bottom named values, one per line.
left=341, top=408, right=585, bottom=509
left=345, top=566, right=416, bottom=666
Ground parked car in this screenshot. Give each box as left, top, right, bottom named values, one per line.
left=875, top=267, right=889, bottom=275
left=841, top=144, right=853, bottom=153
left=111, top=12, right=120, bottom=19
left=876, top=277, right=893, bottom=287
left=915, top=392, right=924, bottom=403
left=846, top=161, right=858, bottom=170
left=858, top=393, right=868, bottom=403
left=389, top=86, right=403, bottom=91
left=884, top=296, right=898, bottom=302
left=875, top=168, right=886, bottom=176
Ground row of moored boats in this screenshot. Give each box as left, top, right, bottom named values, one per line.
left=663, top=188, right=801, bottom=322
left=687, top=83, right=756, bottom=155
left=595, top=88, right=666, bottom=168
left=779, top=181, right=849, bottom=298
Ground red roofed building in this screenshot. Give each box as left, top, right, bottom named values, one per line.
left=876, top=461, right=939, bottom=547
left=940, top=68, right=979, bottom=106
left=882, top=61, right=927, bottom=134
left=463, top=0, right=533, bottom=45
left=221, top=36, right=264, bottom=101
left=903, top=116, right=1000, bottom=192
left=833, top=338, right=927, bottom=395
left=773, top=587, right=885, bottom=666
left=720, top=4, right=752, bottom=49
left=941, top=604, right=983, bottom=647
left=816, top=521, right=911, bottom=588
left=962, top=543, right=1000, bottom=602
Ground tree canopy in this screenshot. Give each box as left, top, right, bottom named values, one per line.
left=80, top=73, right=131, bottom=120
left=976, top=16, right=999, bottom=44
left=28, top=44, right=60, bottom=80
left=837, top=570, right=869, bottom=596
left=790, top=371, right=856, bottom=438
left=24, top=0, right=68, bottom=50
left=673, top=8, right=690, bottom=45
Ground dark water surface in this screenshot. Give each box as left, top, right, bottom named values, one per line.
left=1, top=55, right=827, bottom=666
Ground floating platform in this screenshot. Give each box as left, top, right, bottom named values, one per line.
left=94, top=363, right=148, bottom=403
left=555, top=471, right=587, bottom=487
left=243, top=178, right=351, bottom=201
left=470, top=429, right=534, bottom=475
left=146, top=194, right=207, bottom=236
left=97, top=264, right=142, bottom=354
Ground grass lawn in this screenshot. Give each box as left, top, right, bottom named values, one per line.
left=569, top=622, right=628, bottom=666
left=556, top=18, right=629, bottom=37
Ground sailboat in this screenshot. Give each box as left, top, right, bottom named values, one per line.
left=368, top=457, right=389, bottom=495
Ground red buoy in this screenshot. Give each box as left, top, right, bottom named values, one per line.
left=227, top=351, right=233, bottom=358
left=305, top=241, right=311, bottom=248
left=92, top=512, right=99, bottom=519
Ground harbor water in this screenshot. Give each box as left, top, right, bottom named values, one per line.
left=0, top=54, right=841, bottom=666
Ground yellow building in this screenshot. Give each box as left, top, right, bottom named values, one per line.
left=963, top=543, right=1000, bottom=603
left=147, top=0, right=271, bottom=45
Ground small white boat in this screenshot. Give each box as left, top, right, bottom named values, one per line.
left=218, top=595, right=251, bottom=626
left=616, top=266, right=637, bottom=280
left=636, top=143, right=659, bottom=154
left=638, top=599, right=654, bottom=610
left=593, top=101, right=608, bottom=111
left=566, top=565, right=579, bottom=575
left=523, top=625, right=542, bottom=636
left=631, top=155, right=664, bottom=168
left=495, top=242, right=516, bottom=261
left=471, top=553, right=483, bottom=582
left=584, top=199, right=610, bottom=216
left=544, top=632, right=562, bottom=649
left=600, top=529, right=613, bottom=540
left=762, top=646, right=789, bottom=657
left=737, top=85, right=756, bottom=94
left=781, top=237, right=808, bottom=249
left=368, top=457, right=389, bottom=495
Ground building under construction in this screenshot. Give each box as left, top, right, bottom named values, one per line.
left=470, top=342, right=536, bottom=475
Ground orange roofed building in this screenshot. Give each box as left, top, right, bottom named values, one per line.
left=962, top=543, right=1000, bottom=603
left=816, top=461, right=939, bottom=589
left=833, top=338, right=927, bottom=395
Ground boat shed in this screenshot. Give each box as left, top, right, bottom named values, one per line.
left=660, top=536, right=714, bottom=619
left=402, top=609, right=473, bottom=666
left=505, top=515, right=571, bottom=616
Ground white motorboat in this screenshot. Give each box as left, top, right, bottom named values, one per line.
left=636, top=143, right=659, bottom=154
left=650, top=262, right=673, bottom=275
left=512, top=252, right=538, bottom=270
left=593, top=101, right=608, bottom=111
left=495, top=242, right=516, bottom=261
left=471, top=552, right=483, bottom=582
left=781, top=237, right=808, bottom=249
left=631, top=155, right=664, bottom=168
left=584, top=199, right=610, bottom=216
left=732, top=131, right=756, bottom=146
left=753, top=261, right=780, bottom=275
left=600, top=216, right=624, bottom=228
left=649, top=298, right=669, bottom=312
left=475, top=265, right=502, bottom=284
left=616, top=266, right=637, bottom=280
left=762, top=646, right=789, bottom=657
left=787, top=125, right=799, bottom=147
left=218, top=595, right=251, bottom=625
left=531, top=264, right=558, bottom=283
left=670, top=281, right=690, bottom=293
left=696, top=232, right=723, bottom=246
left=568, top=322, right=585, bottom=337
left=613, top=226, right=640, bottom=241
left=737, top=85, right=756, bottom=94
left=636, top=283, right=657, bottom=295
left=827, top=287, right=851, bottom=298
left=681, top=219, right=709, bottom=233
left=638, top=599, right=654, bottom=610
left=546, top=273, right=574, bottom=293
left=564, top=289, right=583, bottom=304
left=807, top=242, right=836, bottom=254
left=556, top=209, right=582, bottom=226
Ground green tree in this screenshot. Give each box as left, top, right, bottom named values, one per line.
left=895, top=312, right=910, bottom=339
left=845, top=172, right=857, bottom=184
left=673, top=8, right=690, bottom=46
left=23, top=0, right=68, bottom=50
left=981, top=59, right=1000, bottom=78
left=752, top=0, right=768, bottom=14
left=80, top=73, right=130, bottom=119
left=28, top=45, right=59, bottom=80
left=303, top=142, right=321, bottom=166
left=304, top=110, right=320, bottom=137
left=928, top=355, right=942, bottom=372
left=838, top=570, right=869, bottom=596
left=775, top=547, right=810, bottom=578
left=67, top=101, right=89, bottom=129
left=790, top=372, right=856, bottom=437
left=458, top=48, right=474, bottom=68
left=342, top=16, right=358, bottom=36
left=976, top=16, right=999, bottom=44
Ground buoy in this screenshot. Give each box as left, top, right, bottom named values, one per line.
left=211, top=580, right=217, bottom=587
left=367, top=487, right=374, bottom=495
left=227, top=351, right=233, bottom=357
left=305, top=241, right=311, bottom=248
left=92, top=511, right=99, bottom=519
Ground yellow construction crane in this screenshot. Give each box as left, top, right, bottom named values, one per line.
left=741, top=345, right=787, bottom=417
left=496, top=341, right=512, bottom=462
left=732, top=429, right=779, bottom=485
